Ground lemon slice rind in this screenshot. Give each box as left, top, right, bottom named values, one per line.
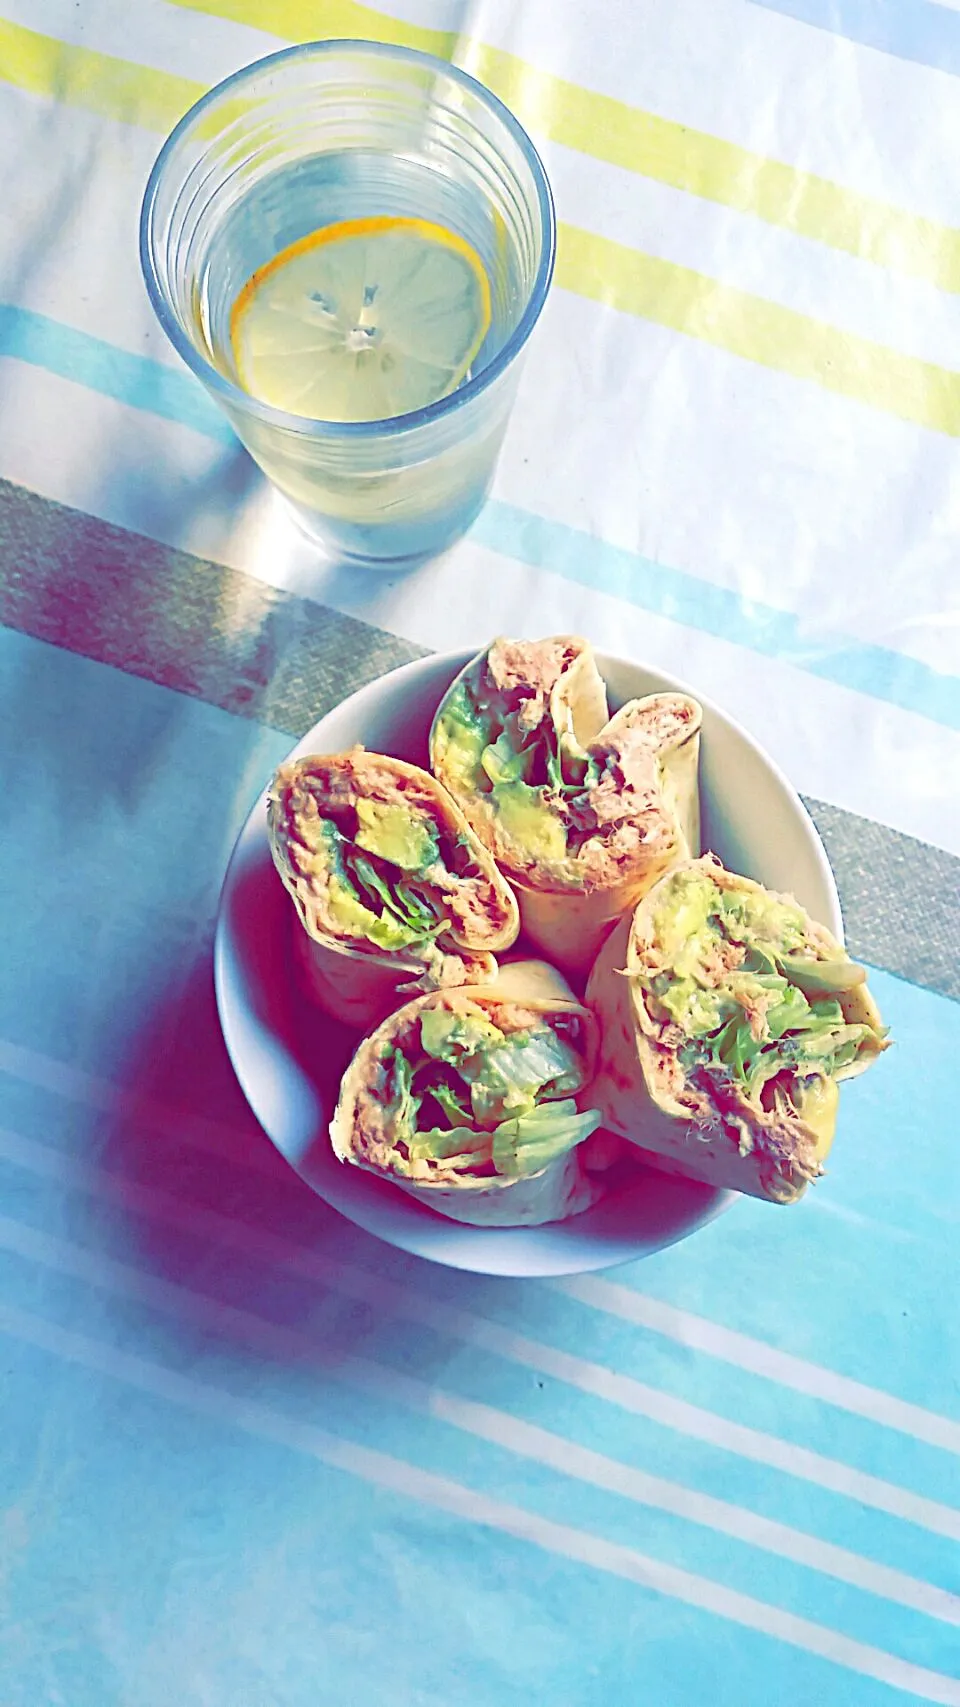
left=229, top=215, right=493, bottom=424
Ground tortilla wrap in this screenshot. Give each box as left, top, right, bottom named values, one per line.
left=430, top=636, right=702, bottom=976
left=329, top=964, right=606, bottom=1225
left=269, top=749, right=520, bottom=1032
left=585, top=856, right=889, bottom=1203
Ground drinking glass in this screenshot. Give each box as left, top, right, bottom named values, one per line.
left=140, top=39, right=556, bottom=567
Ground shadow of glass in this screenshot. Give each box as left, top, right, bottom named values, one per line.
left=93, top=430, right=260, bottom=560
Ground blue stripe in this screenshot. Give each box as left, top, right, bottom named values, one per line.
left=749, top=0, right=960, bottom=76
left=2, top=304, right=958, bottom=730
left=469, top=505, right=960, bottom=729
left=0, top=303, right=235, bottom=446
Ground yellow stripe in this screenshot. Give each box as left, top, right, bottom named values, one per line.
left=3, top=18, right=960, bottom=437
left=171, top=0, right=458, bottom=59
left=166, top=0, right=960, bottom=294
left=557, top=224, right=960, bottom=437
left=0, top=17, right=201, bottom=134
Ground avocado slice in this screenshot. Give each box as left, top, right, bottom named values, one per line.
left=434, top=682, right=491, bottom=791
left=490, top=781, right=568, bottom=863
left=354, top=798, right=440, bottom=873
left=313, top=818, right=434, bottom=951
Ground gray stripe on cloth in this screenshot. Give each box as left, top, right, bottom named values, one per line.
left=803, top=799, right=959, bottom=1002
left=0, top=478, right=426, bottom=732
left=0, top=477, right=956, bottom=1000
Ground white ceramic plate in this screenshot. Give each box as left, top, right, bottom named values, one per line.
left=214, top=650, right=842, bottom=1277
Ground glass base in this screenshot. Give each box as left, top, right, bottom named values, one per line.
left=282, top=490, right=488, bottom=572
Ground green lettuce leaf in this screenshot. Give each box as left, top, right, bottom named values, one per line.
left=441, top=680, right=488, bottom=738
left=640, top=867, right=885, bottom=1102
left=346, top=851, right=443, bottom=939
left=467, top=1028, right=585, bottom=1123
left=435, top=682, right=491, bottom=788
left=481, top=711, right=600, bottom=805
left=385, top=1006, right=595, bottom=1179
left=544, top=721, right=601, bottom=797
left=314, top=819, right=438, bottom=951
left=778, top=954, right=867, bottom=996
left=381, top=1047, right=419, bottom=1134
left=712, top=996, right=875, bottom=1101
left=405, top=1127, right=492, bottom=1166
left=492, top=1099, right=602, bottom=1177
left=404, top=1101, right=600, bottom=1176
left=327, top=874, right=425, bottom=951
left=481, top=729, right=536, bottom=786
left=429, top=1079, right=474, bottom=1127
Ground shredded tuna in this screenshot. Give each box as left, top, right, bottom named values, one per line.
left=647, top=1044, right=688, bottom=1102
left=586, top=770, right=653, bottom=826
left=485, top=638, right=577, bottom=733
left=698, top=939, right=746, bottom=988
left=402, top=949, right=498, bottom=992
left=556, top=699, right=696, bottom=880
left=639, top=969, right=820, bottom=1182
left=676, top=1052, right=822, bottom=1183
left=419, top=862, right=503, bottom=943
left=584, top=699, right=695, bottom=827
left=734, top=983, right=780, bottom=1040
left=486, top=637, right=573, bottom=698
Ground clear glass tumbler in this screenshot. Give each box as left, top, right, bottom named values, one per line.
left=140, top=40, right=555, bottom=568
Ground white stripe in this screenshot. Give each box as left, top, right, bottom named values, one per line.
left=340, top=1359, right=960, bottom=1625
left=3, top=1036, right=957, bottom=1461
left=481, top=0, right=960, bottom=225
left=286, top=1264, right=960, bottom=1544
left=1, top=1300, right=958, bottom=1704
left=551, top=139, right=960, bottom=368
left=0, top=1210, right=956, bottom=1625
left=555, top=1276, right=960, bottom=1456
left=1, top=1122, right=957, bottom=1544
left=1, top=0, right=280, bottom=84
left=0, top=1038, right=279, bottom=1176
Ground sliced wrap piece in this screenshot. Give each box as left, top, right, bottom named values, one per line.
left=430, top=636, right=702, bottom=975
left=329, top=963, right=605, bottom=1225
left=585, top=856, right=889, bottom=1203
left=268, top=749, right=520, bottom=1031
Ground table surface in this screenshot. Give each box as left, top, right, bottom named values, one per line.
left=1, top=3, right=959, bottom=1704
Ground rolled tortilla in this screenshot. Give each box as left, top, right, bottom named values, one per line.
left=585, top=856, right=889, bottom=1203
left=430, top=636, right=702, bottom=976
left=329, top=964, right=606, bottom=1225
left=268, top=749, right=520, bottom=1032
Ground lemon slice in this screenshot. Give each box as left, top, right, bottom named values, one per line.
left=230, top=215, right=492, bottom=423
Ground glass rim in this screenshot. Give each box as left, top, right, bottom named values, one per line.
left=139, top=37, right=556, bottom=440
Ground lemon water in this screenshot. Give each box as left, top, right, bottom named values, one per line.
left=197, top=151, right=525, bottom=561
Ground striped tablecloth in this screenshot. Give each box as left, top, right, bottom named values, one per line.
left=1, top=4, right=958, bottom=1704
